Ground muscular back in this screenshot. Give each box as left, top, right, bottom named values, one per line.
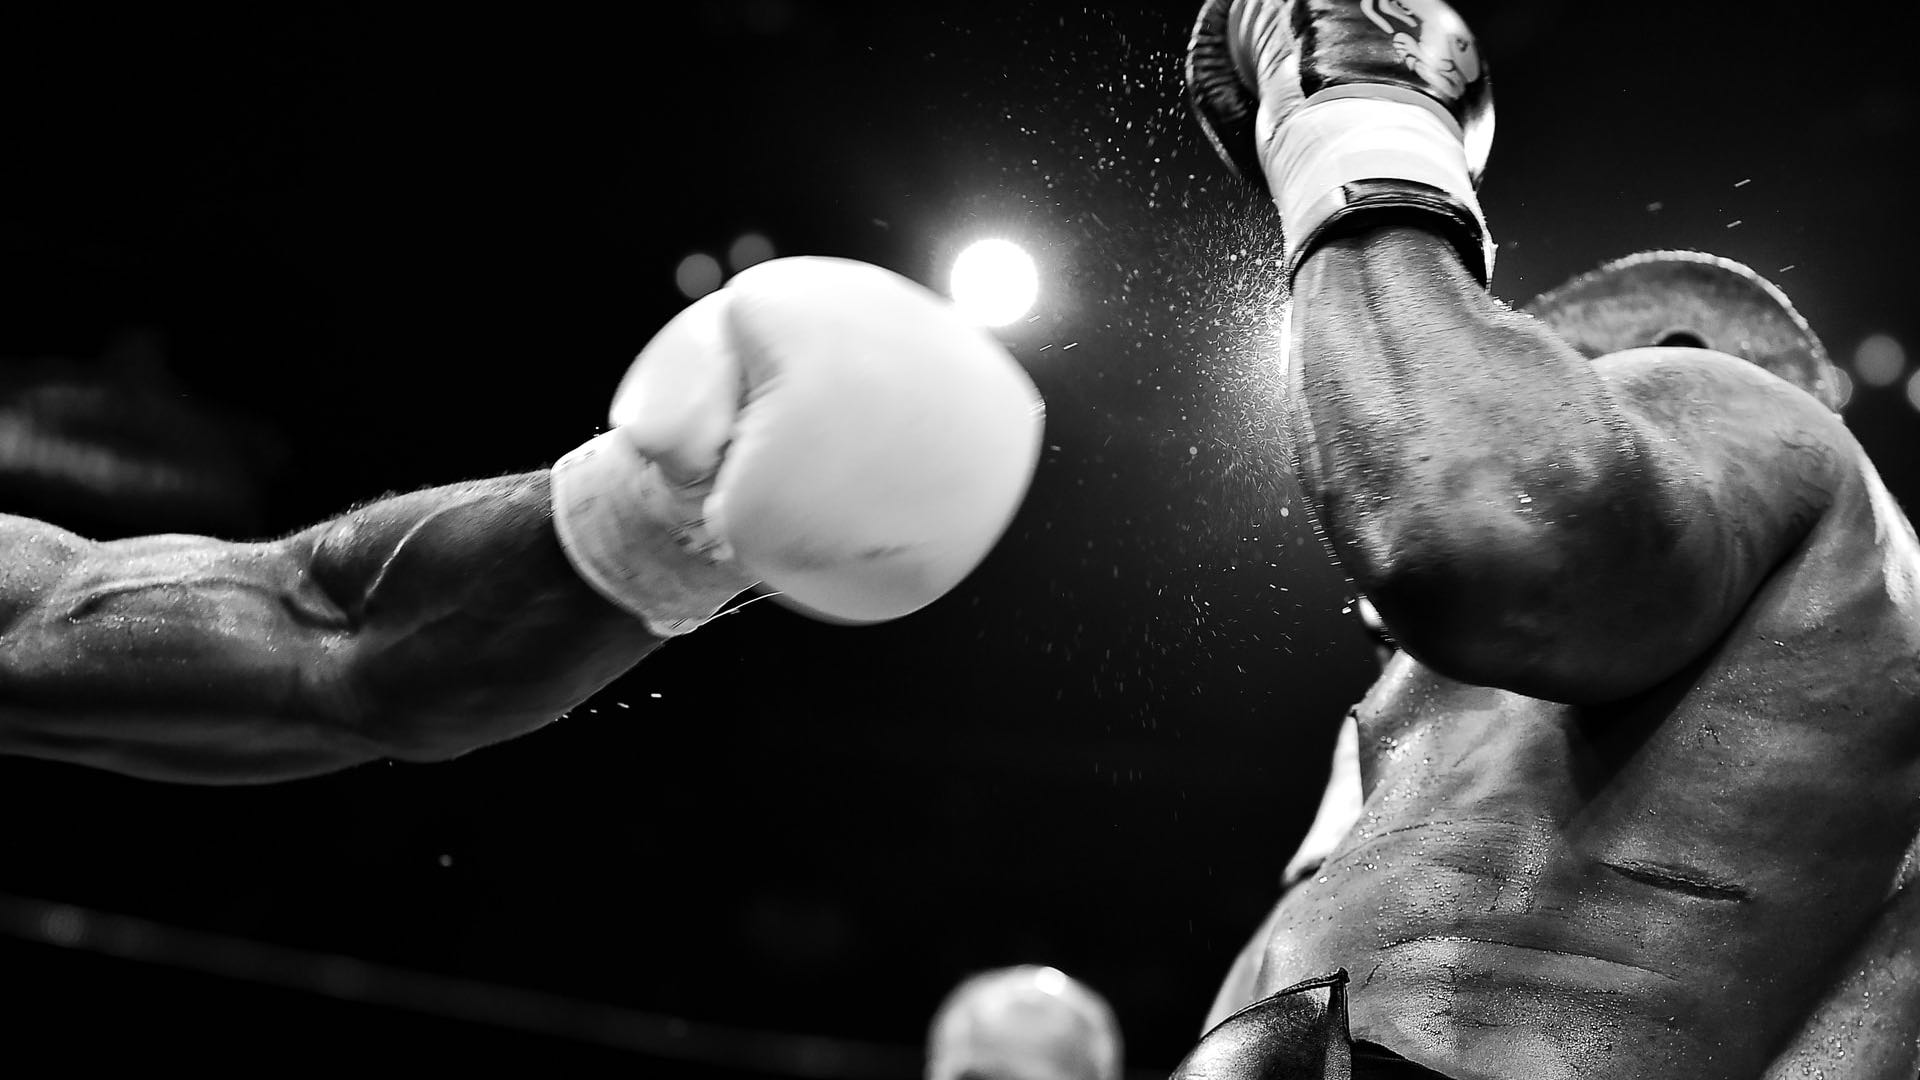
left=1253, top=366, right=1920, bottom=1078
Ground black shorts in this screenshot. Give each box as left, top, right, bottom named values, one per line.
left=1174, top=970, right=1457, bottom=1080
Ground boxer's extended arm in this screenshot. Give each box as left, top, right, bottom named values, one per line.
left=0, top=472, right=666, bottom=784
left=1288, top=226, right=1848, bottom=703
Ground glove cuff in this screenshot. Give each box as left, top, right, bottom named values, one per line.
left=1265, top=95, right=1493, bottom=283
left=551, top=430, right=756, bottom=637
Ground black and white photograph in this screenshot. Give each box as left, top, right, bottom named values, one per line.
left=1, top=3, right=1915, bottom=1077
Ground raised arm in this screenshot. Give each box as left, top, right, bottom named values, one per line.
left=1288, top=229, right=1846, bottom=701
left=1187, top=0, right=1849, bottom=702
left=0, top=474, right=676, bottom=784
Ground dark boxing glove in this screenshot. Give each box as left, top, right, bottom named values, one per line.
left=1187, top=0, right=1496, bottom=282
left=1171, top=970, right=1352, bottom=1080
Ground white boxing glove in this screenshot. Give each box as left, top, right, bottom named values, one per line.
left=551, top=256, right=1046, bottom=636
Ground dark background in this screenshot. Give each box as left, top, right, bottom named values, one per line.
left=0, top=1, right=1914, bottom=1074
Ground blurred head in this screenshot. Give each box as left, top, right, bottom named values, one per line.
left=1523, top=249, right=1844, bottom=412
left=926, top=965, right=1123, bottom=1080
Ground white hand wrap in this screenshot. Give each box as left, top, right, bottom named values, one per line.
left=550, top=430, right=754, bottom=638
left=1265, top=95, right=1492, bottom=278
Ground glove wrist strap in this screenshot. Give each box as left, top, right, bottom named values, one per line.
left=551, top=430, right=755, bottom=637
left=1264, top=95, right=1493, bottom=283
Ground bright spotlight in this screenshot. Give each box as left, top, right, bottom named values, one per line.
left=949, top=239, right=1038, bottom=328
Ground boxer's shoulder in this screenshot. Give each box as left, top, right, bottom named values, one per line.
left=1596, top=344, right=1859, bottom=508
left=1595, top=345, right=1848, bottom=439
left=1595, top=345, right=1920, bottom=627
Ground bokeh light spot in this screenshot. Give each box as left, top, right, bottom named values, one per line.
left=1904, top=369, right=1920, bottom=413
left=728, top=232, right=776, bottom=272
left=1854, top=332, right=1906, bottom=387
left=674, top=252, right=723, bottom=300
left=950, top=239, right=1039, bottom=328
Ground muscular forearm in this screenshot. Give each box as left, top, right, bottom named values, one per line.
left=0, top=474, right=671, bottom=783
left=1285, top=228, right=1682, bottom=696
left=302, top=471, right=668, bottom=761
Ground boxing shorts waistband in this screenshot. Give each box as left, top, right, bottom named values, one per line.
left=1172, top=969, right=1457, bottom=1079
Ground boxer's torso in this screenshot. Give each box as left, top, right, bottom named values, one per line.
left=1256, top=448, right=1920, bottom=1079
